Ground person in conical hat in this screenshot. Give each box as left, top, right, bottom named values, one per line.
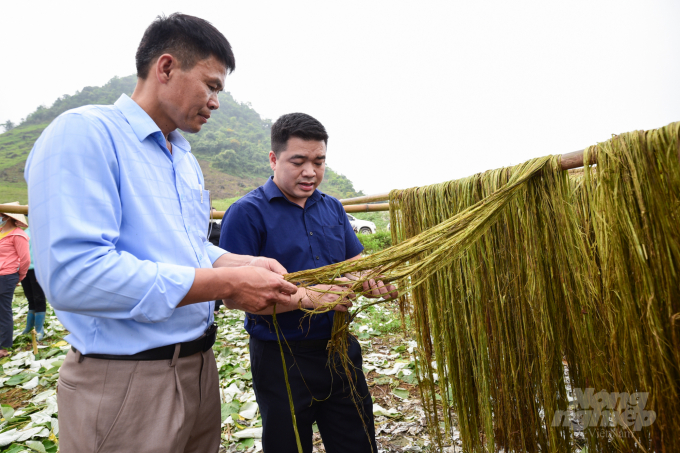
left=0, top=202, right=27, bottom=228
left=0, top=202, right=30, bottom=358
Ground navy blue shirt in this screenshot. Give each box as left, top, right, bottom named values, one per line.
left=219, top=177, right=364, bottom=341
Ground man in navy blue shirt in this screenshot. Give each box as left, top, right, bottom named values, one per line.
left=220, top=113, right=395, bottom=452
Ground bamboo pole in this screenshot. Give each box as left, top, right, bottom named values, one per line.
left=0, top=204, right=28, bottom=215
left=560, top=149, right=591, bottom=170
left=344, top=203, right=390, bottom=213
left=0, top=202, right=393, bottom=217
left=337, top=149, right=592, bottom=206
left=339, top=192, right=391, bottom=206
left=0, top=149, right=593, bottom=219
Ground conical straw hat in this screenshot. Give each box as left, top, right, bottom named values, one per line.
left=1, top=202, right=28, bottom=228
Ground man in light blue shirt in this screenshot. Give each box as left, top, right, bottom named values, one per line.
left=25, top=13, right=297, bottom=453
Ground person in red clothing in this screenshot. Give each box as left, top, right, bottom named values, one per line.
left=0, top=202, right=30, bottom=358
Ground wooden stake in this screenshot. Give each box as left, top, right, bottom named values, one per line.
left=31, top=329, right=38, bottom=356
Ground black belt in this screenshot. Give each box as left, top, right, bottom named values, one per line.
left=73, top=323, right=218, bottom=361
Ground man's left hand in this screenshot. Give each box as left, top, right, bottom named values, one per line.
left=213, top=253, right=288, bottom=276
left=248, top=257, right=287, bottom=276
left=362, top=278, right=398, bottom=300
left=346, top=254, right=398, bottom=300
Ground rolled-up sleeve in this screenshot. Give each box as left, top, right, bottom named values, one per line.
left=25, top=113, right=195, bottom=323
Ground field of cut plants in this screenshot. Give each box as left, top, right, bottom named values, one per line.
left=0, top=288, right=463, bottom=453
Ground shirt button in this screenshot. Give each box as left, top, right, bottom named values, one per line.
left=316, top=256, right=319, bottom=260
left=309, top=232, right=313, bottom=236
left=199, top=254, right=203, bottom=260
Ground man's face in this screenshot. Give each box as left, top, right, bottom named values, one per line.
left=162, top=55, right=227, bottom=133
left=270, top=137, right=326, bottom=207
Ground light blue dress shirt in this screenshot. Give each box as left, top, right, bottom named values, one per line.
left=24, top=94, right=228, bottom=354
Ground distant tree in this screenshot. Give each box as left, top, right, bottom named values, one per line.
left=1, top=120, right=15, bottom=132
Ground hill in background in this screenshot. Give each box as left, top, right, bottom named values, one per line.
left=0, top=75, right=363, bottom=205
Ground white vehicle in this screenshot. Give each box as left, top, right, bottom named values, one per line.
left=346, top=214, right=377, bottom=234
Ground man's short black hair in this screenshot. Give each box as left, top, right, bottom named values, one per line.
left=271, top=113, right=329, bottom=156
left=136, top=13, right=235, bottom=79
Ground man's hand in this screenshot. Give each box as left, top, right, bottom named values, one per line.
left=221, top=266, right=298, bottom=312
left=180, top=266, right=298, bottom=311
left=346, top=254, right=398, bottom=300
left=300, top=278, right=355, bottom=312
left=361, top=278, right=398, bottom=300
left=213, top=253, right=288, bottom=275
left=212, top=253, right=288, bottom=275
left=247, top=279, right=355, bottom=315
left=247, top=256, right=287, bottom=276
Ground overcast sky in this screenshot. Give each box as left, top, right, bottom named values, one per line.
left=1, top=1, right=679, bottom=194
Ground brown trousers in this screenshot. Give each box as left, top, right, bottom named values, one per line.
left=57, top=347, right=221, bottom=453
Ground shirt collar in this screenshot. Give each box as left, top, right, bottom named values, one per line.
left=114, top=94, right=190, bottom=151
left=263, top=177, right=324, bottom=206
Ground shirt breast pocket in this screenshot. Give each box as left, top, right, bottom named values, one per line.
left=322, top=225, right=346, bottom=263
left=191, top=189, right=211, bottom=238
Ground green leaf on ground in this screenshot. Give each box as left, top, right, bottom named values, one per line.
left=393, top=388, right=410, bottom=399
left=4, top=444, right=26, bottom=453
left=220, top=401, right=241, bottom=423
left=1, top=404, right=15, bottom=421
left=6, top=373, right=37, bottom=386
left=398, top=371, right=417, bottom=384
left=237, top=438, right=255, bottom=449
left=26, top=440, right=48, bottom=453
left=42, top=440, right=58, bottom=453
left=373, top=377, right=392, bottom=386
left=220, top=403, right=231, bottom=423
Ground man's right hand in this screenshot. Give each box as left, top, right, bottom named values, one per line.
left=221, top=266, right=298, bottom=312
left=179, top=266, right=298, bottom=311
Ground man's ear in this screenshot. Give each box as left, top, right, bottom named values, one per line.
left=155, top=54, right=177, bottom=85
left=269, top=150, right=277, bottom=172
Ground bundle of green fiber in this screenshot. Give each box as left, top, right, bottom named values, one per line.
left=388, top=155, right=578, bottom=452
left=385, top=123, right=680, bottom=452
left=285, top=155, right=551, bottom=299
left=282, top=122, right=680, bottom=453
left=577, top=123, right=680, bottom=452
